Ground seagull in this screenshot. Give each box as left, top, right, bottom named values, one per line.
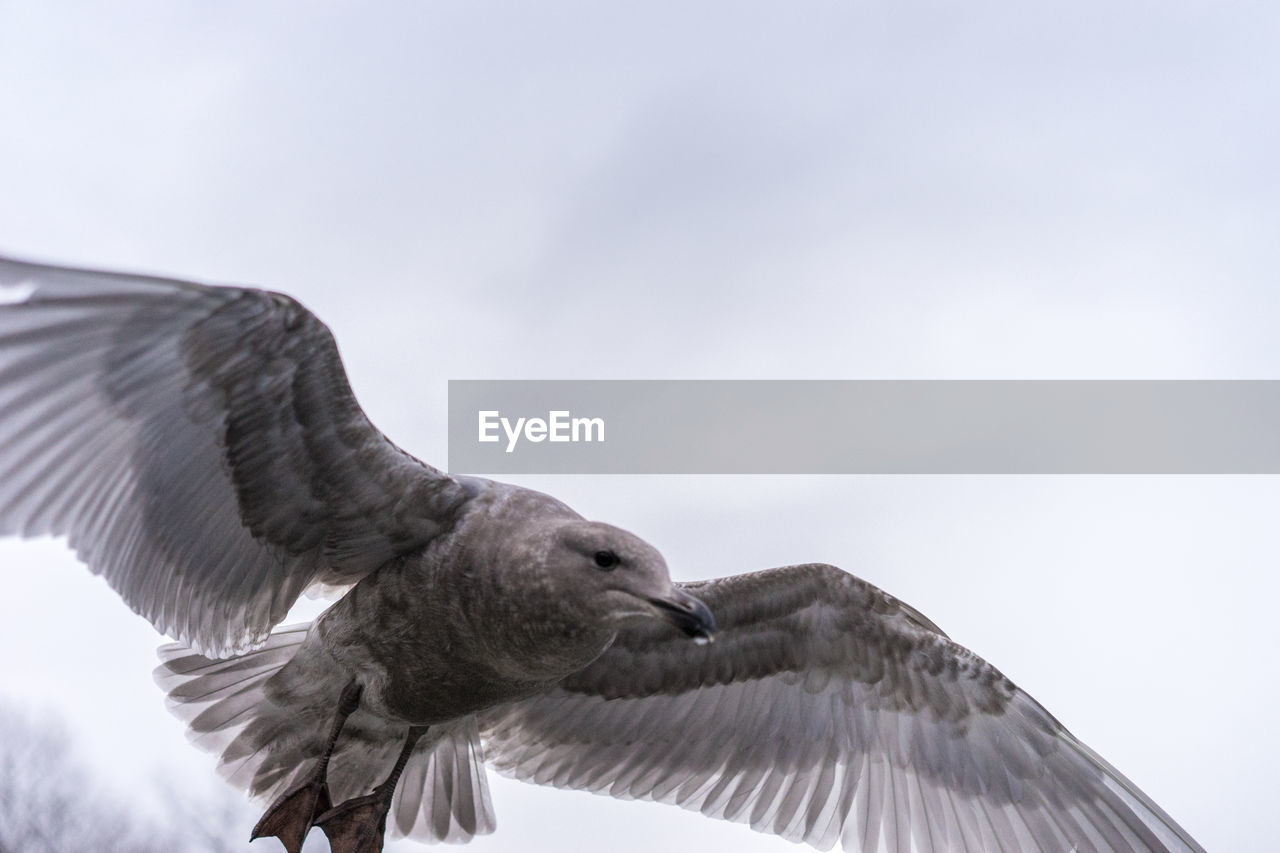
left=0, top=255, right=1204, bottom=853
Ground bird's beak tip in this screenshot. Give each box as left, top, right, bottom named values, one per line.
left=648, top=588, right=716, bottom=643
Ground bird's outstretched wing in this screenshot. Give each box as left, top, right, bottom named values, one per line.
left=481, top=563, right=1203, bottom=853
left=0, top=256, right=474, bottom=657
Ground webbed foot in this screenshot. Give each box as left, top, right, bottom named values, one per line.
left=315, top=723, right=428, bottom=853
left=314, top=790, right=394, bottom=853
left=250, top=778, right=333, bottom=853
left=250, top=680, right=362, bottom=852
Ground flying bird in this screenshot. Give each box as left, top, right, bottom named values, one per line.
left=0, top=255, right=1204, bottom=853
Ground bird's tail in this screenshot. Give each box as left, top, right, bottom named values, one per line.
left=154, top=623, right=496, bottom=844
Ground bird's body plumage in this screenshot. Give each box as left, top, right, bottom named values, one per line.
left=0, top=255, right=1204, bottom=852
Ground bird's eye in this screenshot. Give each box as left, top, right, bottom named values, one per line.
left=593, top=550, right=619, bottom=570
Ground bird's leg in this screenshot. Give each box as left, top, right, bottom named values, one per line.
left=315, top=724, right=429, bottom=853
left=251, top=680, right=363, bottom=853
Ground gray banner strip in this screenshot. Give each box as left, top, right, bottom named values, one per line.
left=446, top=380, right=1280, bottom=474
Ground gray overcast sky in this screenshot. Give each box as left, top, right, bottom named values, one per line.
left=1, top=2, right=1276, bottom=851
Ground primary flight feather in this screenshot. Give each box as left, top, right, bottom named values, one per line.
left=0, top=255, right=1203, bottom=853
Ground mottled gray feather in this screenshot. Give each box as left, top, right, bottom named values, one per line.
left=0, top=255, right=474, bottom=656
left=482, top=564, right=1203, bottom=853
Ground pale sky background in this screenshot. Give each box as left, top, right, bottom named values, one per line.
left=1, top=2, right=1277, bottom=851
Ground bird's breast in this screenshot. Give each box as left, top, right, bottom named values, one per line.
left=314, top=554, right=611, bottom=726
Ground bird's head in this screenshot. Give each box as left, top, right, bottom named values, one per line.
left=548, top=520, right=716, bottom=644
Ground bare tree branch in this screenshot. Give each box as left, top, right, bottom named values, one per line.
left=0, top=701, right=254, bottom=853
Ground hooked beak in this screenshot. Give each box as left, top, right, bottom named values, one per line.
left=647, top=587, right=716, bottom=644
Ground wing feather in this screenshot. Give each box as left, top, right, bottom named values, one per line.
left=0, top=255, right=475, bottom=656
left=482, top=563, right=1203, bottom=853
